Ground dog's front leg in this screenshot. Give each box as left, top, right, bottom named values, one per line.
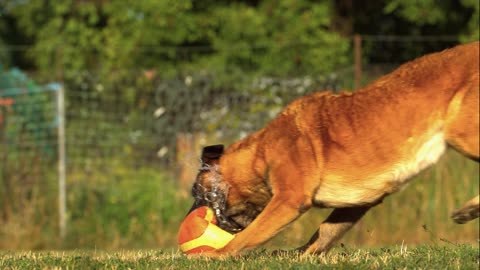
left=218, top=194, right=309, bottom=255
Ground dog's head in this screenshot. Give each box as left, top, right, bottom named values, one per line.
left=189, top=144, right=246, bottom=233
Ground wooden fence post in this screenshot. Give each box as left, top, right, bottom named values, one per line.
left=176, top=132, right=206, bottom=197
left=354, top=34, right=363, bottom=90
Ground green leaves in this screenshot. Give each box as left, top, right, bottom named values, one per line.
left=3, top=0, right=478, bottom=87
left=384, top=0, right=447, bottom=25
left=384, top=0, right=479, bottom=40
left=204, top=1, right=349, bottom=76
left=460, top=0, right=480, bottom=42
left=6, top=0, right=350, bottom=80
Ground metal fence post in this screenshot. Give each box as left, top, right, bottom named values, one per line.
left=56, top=84, right=67, bottom=240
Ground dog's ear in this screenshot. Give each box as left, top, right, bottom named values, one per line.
left=201, top=144, right=224, bottom=163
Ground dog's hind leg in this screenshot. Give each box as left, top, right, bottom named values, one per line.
left=444, top=84, right=479, bottom=224
left=297, top=206, right=371, bottom=255
left=444, top=83, right=479, bottom=162
left=451, top=195, right=480, bottom=224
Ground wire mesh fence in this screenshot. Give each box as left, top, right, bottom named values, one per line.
left=0, top=82, right=61, bottom=247
left=63, top=71, right=345, bottom=200
left=64, top=71, right=343, bottom=165
left=0, top=36, right=477, bottom=249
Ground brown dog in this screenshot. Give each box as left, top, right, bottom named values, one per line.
left=189, top=42, right=480, bottom=257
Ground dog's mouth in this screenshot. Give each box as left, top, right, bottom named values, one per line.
left=190, top=182, right=245, bottom=234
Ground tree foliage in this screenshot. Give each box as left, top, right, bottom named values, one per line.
left=384, top=0, right=479, bottom=41
left=0, top=0, right=478, bottom=81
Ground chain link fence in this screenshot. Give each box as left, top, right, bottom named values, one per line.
left=1, top=37, right=477, bottom=249
left=62, top=71, right=344, bottom=198
left=0, top=81, right=61, bottom=247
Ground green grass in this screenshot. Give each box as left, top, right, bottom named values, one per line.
left=1, top=245, right=478, bottom=269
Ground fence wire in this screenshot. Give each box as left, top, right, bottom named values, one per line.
left=1, top=37, right=476, bottom=249
left=0, top=84, right=59, bottom=232
left=63, top=72, right=343, bottom=171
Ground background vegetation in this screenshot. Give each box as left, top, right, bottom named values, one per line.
left=0, top=0, right=478, bottom=252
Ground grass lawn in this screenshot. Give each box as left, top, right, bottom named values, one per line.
left=1, top=244, right=478, bottom=269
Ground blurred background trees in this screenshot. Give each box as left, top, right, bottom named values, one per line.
left=0, top=0, right=477, bottom=80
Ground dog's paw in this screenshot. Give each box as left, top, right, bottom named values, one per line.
left=451, top=206, right=479, bottom=224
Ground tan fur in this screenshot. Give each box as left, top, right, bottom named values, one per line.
left=192, top=42, right=480, bottom=257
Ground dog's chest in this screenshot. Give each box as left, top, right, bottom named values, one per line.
left=314, top=131, right=446, bottom=208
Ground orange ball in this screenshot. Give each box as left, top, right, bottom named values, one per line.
left=178, top=206, right=235, bottom=254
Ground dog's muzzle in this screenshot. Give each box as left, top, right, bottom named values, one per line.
left=189, top=183, right=244, bottom=233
